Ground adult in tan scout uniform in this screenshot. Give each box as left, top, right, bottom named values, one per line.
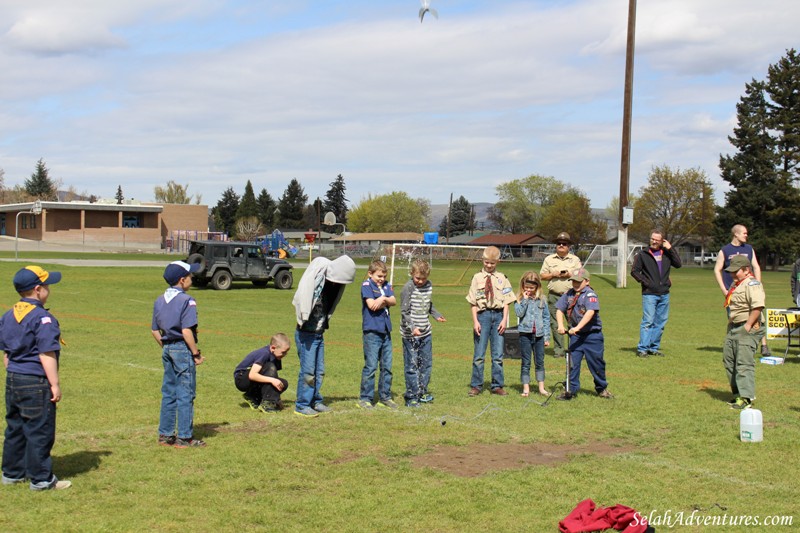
left=723, top=255, right=765, bottom=411
left=540, top=232, right=582, bottom=358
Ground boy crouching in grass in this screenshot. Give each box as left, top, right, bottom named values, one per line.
left=234, top=333, right=290, bottom=413
left=400, top=259, right=446, bottom=408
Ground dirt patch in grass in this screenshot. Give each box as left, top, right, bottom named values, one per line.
left=413, top=440, right=635, bottom=477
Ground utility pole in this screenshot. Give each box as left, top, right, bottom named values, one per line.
left=616, top=0, right=637, bottom=289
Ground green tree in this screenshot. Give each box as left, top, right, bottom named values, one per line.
left=154, top=181, right=201, bottom=204
left=631, top=165, right=715, bottom=246
left=439, top=195, right=474, bottom=237
left=115, top=185, right=124, bottom=205
left=25, top=158, right=57, bottom=200
left=236, top=180, right=258, bottom=219
left=487, top=175, right=574, bottom=233
left=256, top=188, right=276, bottom=229
left=323, top=174, right=349, bottom=226
left=348, top=192, right=430, bottom=232
left=538, top=191, right=608, bottom=247
left=212, top=187, right=240, bottom=236
left=276, top=178, right=308, bottom=228
left=303, top=198, right=324, bottom=230
left=716, top=49, right=800, bottom=267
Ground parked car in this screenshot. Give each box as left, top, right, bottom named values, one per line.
left=693, top=252, right=717, bottom=265
left=185, top=240, right=293, bottom=290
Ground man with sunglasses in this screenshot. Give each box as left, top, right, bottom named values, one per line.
left=540, top=232, right=582, bottom=359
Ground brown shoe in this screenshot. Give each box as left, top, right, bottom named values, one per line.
left=491, top=387, right=508, bottom=396
left=468, top=387, right=482, bottom=397
left=598, top=389, right=614, bottom=399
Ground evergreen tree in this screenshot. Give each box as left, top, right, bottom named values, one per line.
left=115, top=185, right=124, bottom=205
left=438, top=195, right=474, bottom=237
left=716, top=49, right=800, bottom=267
left=25, top=158, right=57, bottom=200
left=236, top=180, right=258, bottom=219
left=256, top=188, right=276, bottom=229
left=212, top=187, right=240, bottom=237
left=322, top=174, right=349, bottom=225
left=303, top=198, right=324, bottom=230
left=276, top=178, right=308, bottom=228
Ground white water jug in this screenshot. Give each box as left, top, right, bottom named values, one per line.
left=740, top=408, right=763, bottom=442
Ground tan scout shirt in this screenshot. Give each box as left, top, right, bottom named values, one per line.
left=540, top=253, right=582, bottom=295
left=466, top=270, right=516, bottom=311
left=728, top=278, right=766, bottom=324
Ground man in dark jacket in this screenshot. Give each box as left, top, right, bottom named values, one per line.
left=631, top=230, right=682, bottom=357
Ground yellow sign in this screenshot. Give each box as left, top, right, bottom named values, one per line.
left=766, top=308, right=800, bottom=339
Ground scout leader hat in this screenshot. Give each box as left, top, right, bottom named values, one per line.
left=569, top=268, right=590, bottom=282
left=163, top=260, right=201, bottom=285
left=555, top=232, right=573, bottom=244
left=724, top=255, right=751, bottom=272
left=13, top=266, right=62, bottom=292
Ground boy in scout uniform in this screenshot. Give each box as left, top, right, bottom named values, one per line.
left=540, top=232, right=582, bottom=358
left=723, top=255, right=765, bottom=410
left=466, top=246, right=516, bottom=396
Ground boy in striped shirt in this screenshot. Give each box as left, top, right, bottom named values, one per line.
left=400, top=260, right=446, bottom=407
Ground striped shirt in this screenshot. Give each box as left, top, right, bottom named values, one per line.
left=400, top=280, right=443, bottom=338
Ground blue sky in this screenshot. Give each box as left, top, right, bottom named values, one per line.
left=1, top=0, right=798, bottom=211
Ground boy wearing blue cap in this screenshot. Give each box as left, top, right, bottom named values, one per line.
left=151, top=260, right=205, bottom=447
left=1, top=266, right=71, bottom=490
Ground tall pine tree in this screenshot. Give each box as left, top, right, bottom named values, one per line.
left=212, top=187, right=240, bottom=237
left=323, top=174, right=348, bottom=225
left=256, top=188, right=276, bottom=229
left=716, top=48, right=800, bottom=267
left=438, top=195, right=474, bottom=237
left=25, top=158, right=57, bottom=200
left=236, top=180, right=258, bottom=219
left=277, top=178, right=308, bottom=228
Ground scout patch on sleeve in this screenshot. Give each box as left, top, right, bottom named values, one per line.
left=362, top=281, right=370, bottom=286
left=502, top=287, right=513, bottom=295
left=188, top=300, right=197, bottom=307
left=748, top=280, right=761, bottom=286
left=41, top=316, right=52, bottom=324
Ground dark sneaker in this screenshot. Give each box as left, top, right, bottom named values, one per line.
left=377, top=399, right=399, bottom=410
left=556, top=392, right=576, bottom=401
left=727, top=397, right=738, bottom=406
left=258, top=402, right=280, bottom=413
left=242, top=394, right=260, bottom=410
left=552, top=352, right=565, bottom=359
left=419, top=393, right=434, bottom=403
left=173, top=437, right=206, bottom=448
left=355, top=400, right=374, bottom=409
left=405, top=399, right=421, bottom=408
left=158, top=434, right=176, bottom=446
left=598, top=389, right=614, bottom=399
left=294, top=407, right=320, bottom=418
left=649, top=350, right=665, bottom=357
left=491, top=387, right=508, bottom=396
left=730, top=397, right=752, bottom=410
left=313, top=403, right=332, bottom=413
left=761, top=344, right=772, bottom=356
left=468, top=387, right=482, bottom=397
left=637, top=351, right=649, bottom=358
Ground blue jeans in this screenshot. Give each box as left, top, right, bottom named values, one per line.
left=402, top=334, right=432, bottom=401
left=638, top=293, right=670, bottom=353
left=519, top=333, right=546, bottom=384
left=159, top=343, right=196, bottom=440
left=471, top=309, right=505, bottom=389
left=568, top=331, right=608, bottom=394
left=295, top=330, right=325, bottom=410
left=3, top=372, right=58, bottom=489
left=360, top=332, right=393, bottom=402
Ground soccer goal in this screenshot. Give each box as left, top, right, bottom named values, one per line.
left=386, top=243, right=486, bottom=287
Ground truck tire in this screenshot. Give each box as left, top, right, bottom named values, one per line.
left=211, top=270, right=233, bottom=290
left=187, top=253, right=207, bottom=274
left=274, top=270, right=293, bottom=290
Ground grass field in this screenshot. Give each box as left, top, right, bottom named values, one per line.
left=0, top=257, right=798, bottom=532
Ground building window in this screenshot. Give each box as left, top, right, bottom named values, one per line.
left=21, top=215, right=27, bottom=229
left=29, top=215, right=36, bottom=229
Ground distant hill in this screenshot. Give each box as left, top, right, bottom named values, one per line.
left=428, top=202, right=494, bottom=231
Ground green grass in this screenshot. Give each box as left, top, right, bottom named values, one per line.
left=0, top=259, right=798, bottom=532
